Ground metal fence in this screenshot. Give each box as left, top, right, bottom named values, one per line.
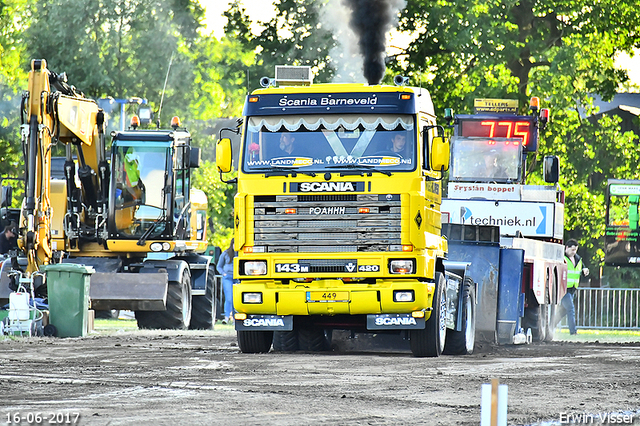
left=571, top=288, right=640, bottom=329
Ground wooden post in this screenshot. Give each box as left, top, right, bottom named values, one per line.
left=491, top=378, right=499, bottom=426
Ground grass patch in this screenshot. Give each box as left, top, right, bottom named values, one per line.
left=94, top=318, right=138, bottom=332
left=91, top=317, right=237, bottom=335
left=555, top=328, right=640, bottom=343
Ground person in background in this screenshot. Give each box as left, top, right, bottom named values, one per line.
left=483, top=149, right=508, bottom=179
left=0, top=223, right=17, bottom=255
left=558, top=239, right=589, bottom=335
left=217, top=238, right=237, bottom=324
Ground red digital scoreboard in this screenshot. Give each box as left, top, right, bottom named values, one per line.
left=458, top=116, right=538, bottom=151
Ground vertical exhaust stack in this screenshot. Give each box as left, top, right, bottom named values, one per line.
left=342, top=0, right=405, bottom=85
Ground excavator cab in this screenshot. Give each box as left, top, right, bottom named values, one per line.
left=108, top=128, right=197, bottom=243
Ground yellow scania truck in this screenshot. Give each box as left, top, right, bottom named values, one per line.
left=216, top=66, right=474, bottom=357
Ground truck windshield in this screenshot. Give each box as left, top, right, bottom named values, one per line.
left=449, top=136, right=523, bottom=183
left=242, top=114, right=416, bottom=173
left=112, top=145, right=169, bottom=238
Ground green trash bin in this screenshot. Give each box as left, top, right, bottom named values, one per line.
left=43, top=264, right=95, bottom=337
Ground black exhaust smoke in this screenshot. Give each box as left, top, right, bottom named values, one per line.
left=342, top=0, right=403, bottom=85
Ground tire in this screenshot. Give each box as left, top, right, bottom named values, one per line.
left=237, top=330, right=273, bottom=353
left=443, top=276, right=476, bottom=355
left=190, top=267, right=217, bottom=330
left=522, top=289, right=547, bottom=342
left=298, top=325, right=331, bottom=352
left=136, top=270, right=192, bottom=330
left=43, top=324, right=57, bottom=337
left=273, top=330, right=300, bottom=352
left=544, top=303, right=556, bottom=341
left=410, top=272, right=447, bottom=357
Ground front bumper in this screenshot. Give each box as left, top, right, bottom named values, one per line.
left=233, top=278, right=436, bottom=317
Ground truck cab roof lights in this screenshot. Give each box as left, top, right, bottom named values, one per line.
left=171, top=116, right=181, bottom=130
left=274, top=65, right=313, bottom=86
left=130, top=115, right=140, bottom=129
left=529, top=97, right=540, bottom=112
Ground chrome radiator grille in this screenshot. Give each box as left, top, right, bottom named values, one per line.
left=253, top=194, right=401, bottom=253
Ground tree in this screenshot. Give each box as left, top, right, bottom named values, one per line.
left=0, top=0, right=30, bottom=183
left=192, top=162, right=236, bottom=248
left=23, top=0, right=203, bottom=122
left=224, top=0, right=337, bottom=90
left=392, top=0, right=640, bottom=271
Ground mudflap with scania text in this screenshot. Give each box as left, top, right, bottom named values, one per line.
left=367, top=313, right=426, bottom=330
left=235, top=314, right=294, bottom=331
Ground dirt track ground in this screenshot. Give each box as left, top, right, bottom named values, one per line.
left=1, top=324, right=640, bottom=426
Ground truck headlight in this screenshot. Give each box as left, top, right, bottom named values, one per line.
left=244, top=261, right=267, bottom=276
left=389, top=260, right=414, bottom=274
left=393, top=290, right=415, bottom=302
left=242, top=292, right=263, bottom=304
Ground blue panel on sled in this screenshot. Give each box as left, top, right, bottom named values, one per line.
left=497, top=248, right=525, bottom=344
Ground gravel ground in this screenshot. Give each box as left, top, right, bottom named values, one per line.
left=1, top=325, right=640, bottom=426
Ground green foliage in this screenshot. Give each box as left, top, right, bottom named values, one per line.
left=4, top=0, right=640, bottom=284
left=0, top=0, right=28, bottom=180
left=225, top=0, right=337, bottom=89
left=8, top=0, right=248, bottom=240
left=392, top=0, right=640, bottom=274
left=191, top=161, right=236, bottom=248
left=23, top=0, right=202, bottom=122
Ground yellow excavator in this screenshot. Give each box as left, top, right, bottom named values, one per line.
left=3, top=59, right=217, bottom=330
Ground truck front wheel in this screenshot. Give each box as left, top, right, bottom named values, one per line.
left=237, top=330, right=274, bottom=353
left=410, top=272, right=446, bottom=357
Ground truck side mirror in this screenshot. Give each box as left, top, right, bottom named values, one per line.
left=216, top=138, right=233, bottom=173
left=188, top=147, right=201, bottom=168
left=431, top=136, right=450, bottom=172
left=543, top=155, right=559, bottom=183
left=1, top=185, right=12, bottom=208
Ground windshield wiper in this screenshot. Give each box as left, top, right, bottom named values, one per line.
left=137, top=214, right=167, bottom=246
left=251, top=166, right=316, bottom=177
left=326, top=163, right=392, bottom=176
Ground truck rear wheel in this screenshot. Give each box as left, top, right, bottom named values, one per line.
left=544, top=303, right=556, bottom=341
left=298, top=326, right=331, bottom=352
left=136, top=270, right=192, bottom=330
left=522, top=292, right=547, bottom=342
left=410, top=272, right=446, bottom=357
left=237, top=330, right=273, bottom=353
left=190, top=267, right=217, bottom=330
left=273, top=330, right=300, bottom=352
left=443, top=276, right=476, bottom=355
